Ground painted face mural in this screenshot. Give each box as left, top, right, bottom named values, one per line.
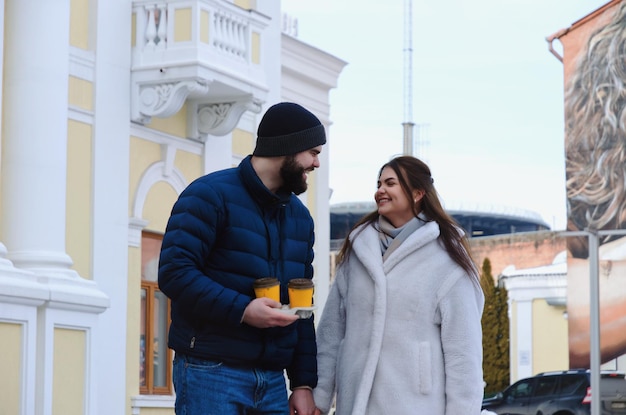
left=560, top=1, right=626, bottom=368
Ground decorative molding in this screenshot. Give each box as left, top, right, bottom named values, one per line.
left=189, top=98, right=262, bottom=140
left=501, top=272, right=567, bottom=305
left=0, top=242, right=15, bottom=269
left=129, top=161, right=188, bottom=247
left=68, top=106, right=95, bottom=124
left=161, top=143, right=177, bottom=177
left=131, top=394, right=175, bottom=414
left=130, top=1, right=271, bottom=132
left=128, top=217, right=150, bottom=248
left=130, top=123, right=203, bottom=155
left=133, top=79, right=209, bottom=124
left=133, top=161, right=187, bottom=219
left=1, top=244, right=108, bottom=313
left=69, top=46, right=96, bottom=82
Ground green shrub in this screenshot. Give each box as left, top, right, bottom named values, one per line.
left=480, top=257, right=510, bottom=395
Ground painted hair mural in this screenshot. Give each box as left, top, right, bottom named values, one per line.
left=559, top=0, right=626, bottom=368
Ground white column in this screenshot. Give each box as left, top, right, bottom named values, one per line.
left=2, top=0, right=76, bottom=279
left=312, top=127, right=331, bottom=323
left=91, top=1, right=132, bottom=414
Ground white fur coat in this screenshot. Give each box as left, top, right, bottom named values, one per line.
left=314, top=221, right=485, bottom=415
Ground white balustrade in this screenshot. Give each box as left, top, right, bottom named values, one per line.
left=133, top=1, right=251, bottom=63
left=213, top=10, right=247, bottom=60
left=130, top=0, right=269, bottom=125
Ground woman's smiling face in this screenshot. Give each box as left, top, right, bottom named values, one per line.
left=375, top=166, right=416, bottom=228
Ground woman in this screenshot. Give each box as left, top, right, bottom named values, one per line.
left=313, top=156, right=484, bottom=415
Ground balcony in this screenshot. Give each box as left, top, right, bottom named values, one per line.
left=131, top=0, right=270, bottom=139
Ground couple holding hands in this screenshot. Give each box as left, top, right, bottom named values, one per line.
left=158, top=102, right=484, bottom=415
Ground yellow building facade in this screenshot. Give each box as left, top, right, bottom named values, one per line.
left=0, top=1, right=346, bottom=414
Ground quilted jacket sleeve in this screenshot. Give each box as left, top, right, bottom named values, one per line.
left=158, top=180, right=251, bottom=326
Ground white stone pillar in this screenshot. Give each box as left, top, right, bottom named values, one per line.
left=2, top=0, right=76, bottom=279
left=91, top=1, right=132, bottom=413
left=311, top=124, right=331, bottom=324
left=2, top=2, right=108, bottom=414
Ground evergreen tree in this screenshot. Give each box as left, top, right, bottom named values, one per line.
left=480, top=257, right=510, bottom=395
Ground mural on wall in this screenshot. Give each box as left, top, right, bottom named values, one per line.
left=563, top=0, right=626, bottom=368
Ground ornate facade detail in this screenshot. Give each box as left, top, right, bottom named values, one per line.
left=190, top=98, right=263, bottom=139
left=131, top=0, right=270, bottom=132
left=133, top=80, right=209, bottom=124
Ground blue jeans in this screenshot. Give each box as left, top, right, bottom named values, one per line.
left=173, top=353, right=289, bottom=415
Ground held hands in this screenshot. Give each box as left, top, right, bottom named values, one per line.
left=289, top=388, right=318, bottom=415
left=242, top=297, right=299, bottom=328
left=243, top=299, right=317, bottom=414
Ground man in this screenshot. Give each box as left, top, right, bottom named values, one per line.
left=159, top=102, right=325, bottom=415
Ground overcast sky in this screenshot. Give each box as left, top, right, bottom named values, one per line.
left=281, top=0, right=609, bottom=230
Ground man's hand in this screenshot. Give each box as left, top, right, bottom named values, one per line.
left=289, top=388, right=317, bottom=415
left=242, top=297, right=299, bottom=328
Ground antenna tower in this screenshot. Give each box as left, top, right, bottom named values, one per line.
left=402, top=0, right=415, bottom=156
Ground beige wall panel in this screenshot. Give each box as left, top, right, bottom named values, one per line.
left=532, top=300, right=569, bottom=372
left=251, top=32, right=260, bottom=64
left=173, top=8, right=192, bottom=42
left=70, top=0, right=90, bottom=50
left=144, top=182, right=179, bottom=234
left=67, top=120, right=93, bottom=279
left=53, top=328, right=86, bottom=415
left=146, top=104, right=188, bottom=138
left=200, top=10, right=210, bottom=44
left=127, top=246, right=141, bottom=397
left=175, top=150, right=203, bottom=184
left=69, top=76, right=94, bottom=111
left=138, top=408, right=176, bottom=415
left=0, top=322, right=22, bottom=415
left=234, top=0, right=255, bottom=10
left=232, top=128, right=254, bottom=158
left=129, top=137, right=161, bottom=215
left=0, top=85, right=4, bottom=237
left=0, top=157, right=3, bottom=237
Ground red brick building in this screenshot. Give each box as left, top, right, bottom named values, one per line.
left=470, top=231, right=566, bottom=278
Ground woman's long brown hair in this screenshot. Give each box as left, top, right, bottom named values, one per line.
left=336, top=156, right=477, bottom=279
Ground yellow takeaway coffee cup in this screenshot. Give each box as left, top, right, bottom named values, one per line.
left=253, top=277, right=280, bottom=303
left=288, top=278, right=314, bottom=308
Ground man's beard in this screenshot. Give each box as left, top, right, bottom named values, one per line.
left=280, top=155, right=308, bottom=195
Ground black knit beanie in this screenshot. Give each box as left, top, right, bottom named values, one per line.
left=253, top=102, right=326, bottom=157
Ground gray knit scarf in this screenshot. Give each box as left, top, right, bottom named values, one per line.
left=378, top=213, right=428, bottom=262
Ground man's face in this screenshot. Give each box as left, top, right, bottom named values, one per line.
left=280, top=146, right=322, bottom=195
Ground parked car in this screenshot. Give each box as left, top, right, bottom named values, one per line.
left=482, top=369, right=626, bottom=415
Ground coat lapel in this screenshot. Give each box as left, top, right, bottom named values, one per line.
left=382, top=221, right=440, bottom=274
left=347, top=224, right=388, bottom=414
left=350, top=224, right=384, bottom=281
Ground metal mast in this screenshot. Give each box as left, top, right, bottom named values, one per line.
left=402, top=0, right=415, bottom=156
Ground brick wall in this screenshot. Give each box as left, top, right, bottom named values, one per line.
left=470, top=231, right=567, bottom=278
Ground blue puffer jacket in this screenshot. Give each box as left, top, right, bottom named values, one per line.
left=158, top=155, right=317, bottom=389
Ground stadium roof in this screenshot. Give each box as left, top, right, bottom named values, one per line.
left=330, top=201, right=551, bottom=241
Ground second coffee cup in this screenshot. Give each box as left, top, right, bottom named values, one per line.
left=288, top=278, right=314, bottom=308
left=253, top=277, right=280, bottom=302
